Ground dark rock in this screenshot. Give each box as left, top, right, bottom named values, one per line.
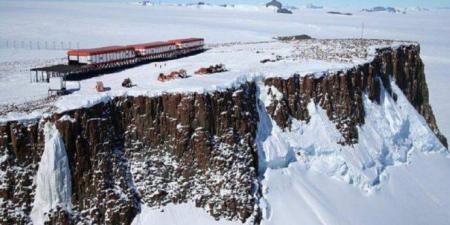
left=0, top=44, right=446, bottom=225
left=265, top=0, right=282, bottom=9
left=327, top=11, right=353, bottom=16
left=276, top=35, right=312, bottom=41
left=263, top=45, right=447, bottom=147
left=277, top=8, right=293, bottom=14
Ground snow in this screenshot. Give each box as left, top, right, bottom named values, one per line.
left=257, top=80, right=450, bottom=225
left=0, top=1, right=450, bottom=224
left=132, top=203, right=248, bottom=225
left=0, top=1, right=448, bottom=137
left=0, top=39, right=405, bottom=121
left=30, top=122, right=72, bottom=225
left=261, top=151, right=450, bottom=225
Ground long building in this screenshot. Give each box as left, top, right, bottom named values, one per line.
left=30, top=38, right=205, bottom=82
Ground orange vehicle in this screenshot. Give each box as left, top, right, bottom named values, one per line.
left=195, top=64, right=227, bottom=75
left=157, top=69, right=188, bottom=82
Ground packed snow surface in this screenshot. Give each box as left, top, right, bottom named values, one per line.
left=132, top=203, right=247, bottom=225
left=0, top=38, right=405, bottom=122
left=30, top=122, right=72, bottom=225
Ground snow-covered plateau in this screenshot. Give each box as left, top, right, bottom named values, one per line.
left=0, top=1, right=449, bottom=225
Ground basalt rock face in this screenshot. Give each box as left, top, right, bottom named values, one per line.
left=264, top=45, right=447, bottom=147
left=53, top=104, right=141, bottom=225
left=0, top=121, right=43, bottom=225
left=116, top=82, right=259, bottom=222
left=0, top=82, right=260, bottom=225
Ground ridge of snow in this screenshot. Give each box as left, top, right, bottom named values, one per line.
left=30, top=122, right=72, bottom=225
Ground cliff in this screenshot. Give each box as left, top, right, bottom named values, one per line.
left=0, top=44, right=447, bottom=225
left=264, top=45, right=447, bottom=147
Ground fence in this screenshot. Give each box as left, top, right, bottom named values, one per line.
left=0, top=39, right=81, bottom=50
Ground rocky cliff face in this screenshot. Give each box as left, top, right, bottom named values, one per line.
left=0, top=44, right=447, bottom=225
left=264, top=45, right=447, bottom=147
left=0, top=83, right=260, bottom=225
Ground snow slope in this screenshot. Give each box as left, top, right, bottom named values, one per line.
left=257, top=80, right=449, bottom=225
left=261, top=152, right=450, bottom=225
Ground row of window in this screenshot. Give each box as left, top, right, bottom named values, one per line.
left=77, top=50, right=136, bottom=64
left=71, top=43, right=203, bottom=64
left=179, top=41, right=204, bottom=48
left=139, top=45, right=176, bottom=56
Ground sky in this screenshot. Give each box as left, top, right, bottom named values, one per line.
left=10, top=0, right=450, bottom=8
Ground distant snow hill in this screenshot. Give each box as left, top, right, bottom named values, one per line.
left=362, top=6, right=430, bottom=14
left=306, top=3, right=324, bottom=9
left=362, top=6, right=403, bottom=13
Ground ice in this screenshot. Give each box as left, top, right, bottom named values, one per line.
left=258, top=79, right=450, bottom=225
left=30, top=122, right=72, bottom=225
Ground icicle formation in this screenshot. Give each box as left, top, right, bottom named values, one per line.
left=30, top=122, right=72, bottom=225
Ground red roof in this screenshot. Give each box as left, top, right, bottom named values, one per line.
left=67, top=46, right=133, bottom=56
left=128, top=41, right=175, bottom=50
left=167, top=38, right=204, bottom=44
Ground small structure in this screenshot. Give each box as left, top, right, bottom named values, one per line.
left=30, top=64, right=85, bottom=82
left=122, top=78, right=133, bottom=88
left=95, top=81, right=105, bottom=92
left=48, top=77, right=67, bottom=96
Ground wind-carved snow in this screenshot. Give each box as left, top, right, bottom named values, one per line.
left=257, top=80, right=450, bottom=225
left=30, top=123, right=72, bottom=225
